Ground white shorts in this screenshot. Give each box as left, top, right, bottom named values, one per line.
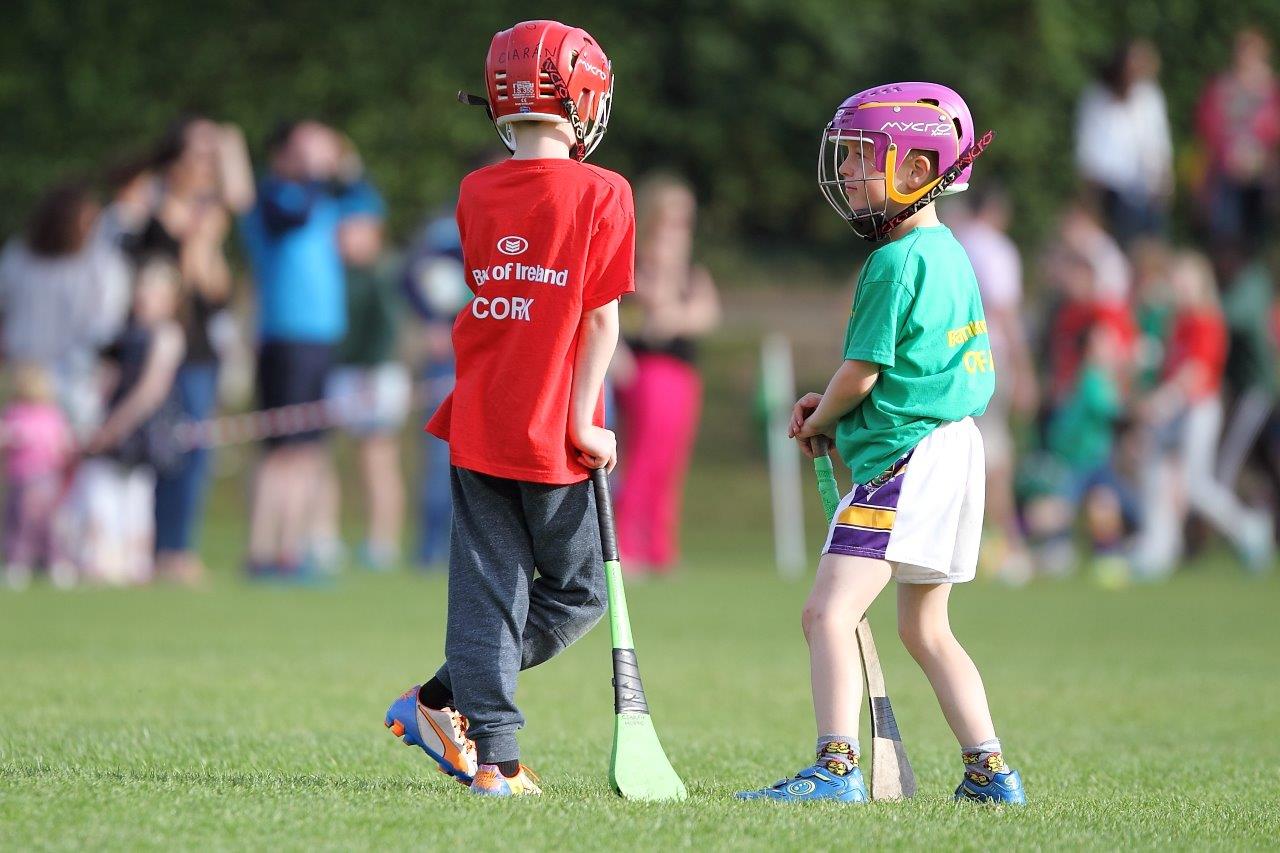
left=55, top=458, right=156, bottom=585
left=822, top=417, right=986, bottom=584
left=325, top=362, right=412, bottom=437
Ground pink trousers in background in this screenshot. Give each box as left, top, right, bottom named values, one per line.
left=3, top=474, right=64, bottom=567
left=615, top=353, right=702, bottom=571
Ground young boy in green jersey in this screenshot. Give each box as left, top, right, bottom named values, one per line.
left=738, top=83, right=1025, bottom=804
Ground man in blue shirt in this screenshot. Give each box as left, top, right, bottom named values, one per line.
left=237, top=120, right=377, bottom=579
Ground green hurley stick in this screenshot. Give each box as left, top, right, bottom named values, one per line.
left=812, top=437, right=843, bottom=523
left=809, top=435, right=916, bottom=800
left=590, top=467, right=688, bottom=802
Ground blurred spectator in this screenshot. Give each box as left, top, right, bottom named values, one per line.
left=952, top=185, right=1038, bottom=582
left=1214, top=239, right=1279, bottom=493
left=402, top=206, right=474, bottom=570
left=1129, top=238, right=1175, bottom=393
left=99, top=154, right=158, bottom=248
left=1130, top=251, right=1273, bottom=578
left=1042, top=201, right=1135, bottom=406
left=127, top=116, right=254, bottom=584
left=1025, top=325, right=1137, bottom=580
left=64, top=256, right=186, bottom=585
left=322, top=183, right=409, bottom=571
left=1196, top=27, right=1280, bottom=246
left=237, top=120, right=374, bottom=579
left=1075, top=38, right=1173, bottom=245
left=615, top=175, right=720, bottom=575
left=0, top=183, right=130, bottom=436
left=2, top=364, right=74, bottom=589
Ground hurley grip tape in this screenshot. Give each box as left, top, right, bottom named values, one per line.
left=591, top=468, right=620, bottom=562
left=612, top=648, right=650, bottom=715
left=811, top=436, right=842, bottom=524
left=870, top=696, right=902, bottom=742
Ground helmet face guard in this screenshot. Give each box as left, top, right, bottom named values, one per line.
left=819, top=125, right=996, bottom=243
left=529, top=55, right=614, bottom=160
left=818, top=127, right=892, bottom=241
left=817, top=82, right=993, bottom=242
left=583, top=74, right=614, bottom=158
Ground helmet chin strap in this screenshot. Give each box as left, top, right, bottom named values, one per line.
left=540, top=56, right=588, bottom=162
left=457, top=91, right=515, bottom=153
left=866, top=129, right=996, bottom=243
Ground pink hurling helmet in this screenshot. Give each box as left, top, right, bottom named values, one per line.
left=818, top=82, right=995, bottom=242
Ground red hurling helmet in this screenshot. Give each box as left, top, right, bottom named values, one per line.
left=459, top=20, right=614, bottom=161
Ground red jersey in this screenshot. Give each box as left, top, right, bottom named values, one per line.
left=1049, top=298, right=1137, bottom=403
left=427, top=159, right=635, bottom=484
left=1164, top=310, right=1227, bottom=401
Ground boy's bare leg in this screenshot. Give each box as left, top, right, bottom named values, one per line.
left=803, top=553, right=892, bottom=734
left=895, top=582, right=996, bottom=746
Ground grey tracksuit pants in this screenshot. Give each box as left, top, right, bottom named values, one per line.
left=434, top=466, right=607, bottom=764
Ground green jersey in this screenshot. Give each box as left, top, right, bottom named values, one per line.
left=337, top=257, right=402, bottom=367
left=836, top=225, right=995, bottom=484
left=1135, top=301, right=1173, bottom=392
left=1222, top=261, right=1278, bottom=394
left=1047, top=364, right=1120, bottom=470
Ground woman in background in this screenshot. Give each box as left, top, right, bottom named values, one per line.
left=614, top=175, right=720, bottom=575
left=127, top=116, right=254, bottom=584
left=1075, top=38, right=1173, bottom=246
left=0, top=183, right=131, bottom=437
left=1196, top=27, right=1280, bottom=247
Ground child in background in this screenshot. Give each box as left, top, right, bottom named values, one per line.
left=383, top=20, right=631, bottom=797
left=68, top=256, right=186, bottom=584
left=1129, top=238, right=1175, bottom=393
left=320, top=179, right=410, bottom=571
left=1131, top=251, right=1273, bottom=578
left=1033, top=325, right=1138, bottom=584
left=1042, top=201, right=1137, bottom=406
left=740, top=83, right=1023, bottom=804
left=1, top=364, right=74, bottom=588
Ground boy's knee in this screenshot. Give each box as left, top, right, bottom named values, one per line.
left=897, top=618, right=950, bottom=661
left=801, top=597, right=842, bottom=641
left=581, top=594, right=607, bottom=626
left=562, top=594, right=608, bottom=643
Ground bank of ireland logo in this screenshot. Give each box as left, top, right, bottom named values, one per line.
left=497, top=235, right=529, bottom=256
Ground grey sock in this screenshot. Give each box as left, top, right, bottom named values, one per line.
left=815, top=734, right=860, bottom=776
left=961, top=738, right=1007, bottom=781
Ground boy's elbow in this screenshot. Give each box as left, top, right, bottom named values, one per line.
left=584, top=300, right=619, bottom=332
left=840, top=359, right=880, bottom=395
left=842, top=358, right=880, bottom=381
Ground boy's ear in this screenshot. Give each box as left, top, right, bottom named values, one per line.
left=904, top=152, right=937, bottom=190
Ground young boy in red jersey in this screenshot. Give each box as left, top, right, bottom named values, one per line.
left=384, top=20, right=632, bottom=797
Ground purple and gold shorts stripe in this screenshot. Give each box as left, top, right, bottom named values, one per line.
left=824, top=450, right=914, bottom=559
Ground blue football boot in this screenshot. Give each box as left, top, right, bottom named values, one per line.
left=955, top=767, right=1026, bottom=804
left=384, top=685, right=477, bottom=785
left=737, top=763, right=868, bottom=803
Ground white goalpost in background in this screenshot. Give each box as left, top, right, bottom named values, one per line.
left=760, top=333, right=806, bottom=579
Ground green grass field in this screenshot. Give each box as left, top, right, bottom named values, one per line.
left=2, top=462, right=1278, bottom=850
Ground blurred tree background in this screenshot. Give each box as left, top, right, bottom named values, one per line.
left=2, top=0, right=1278, bottom=277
